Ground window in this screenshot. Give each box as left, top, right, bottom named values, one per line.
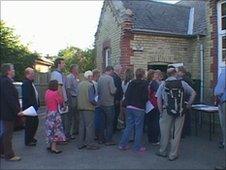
left=223, top=36, right=226, bottom=61
left=222, top=3, right=226, bottom=30
left=218, top=1, right=226, bottom=76
left=105, top=48, right=111, bottom=67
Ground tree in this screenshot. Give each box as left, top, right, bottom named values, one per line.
left=0, top=20, right=39, bottom=81
left=58, top=46, right=96, bottom=73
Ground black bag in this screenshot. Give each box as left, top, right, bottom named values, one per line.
left=164, top=80, right=185, bottom=118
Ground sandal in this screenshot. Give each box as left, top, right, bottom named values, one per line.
left=50, top=149, right=62, bottom=154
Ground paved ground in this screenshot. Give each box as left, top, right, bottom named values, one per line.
left=1, top=112, right=225, bottom=170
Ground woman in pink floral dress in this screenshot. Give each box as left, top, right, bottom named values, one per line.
left=44, top=80, right=66, bottom=154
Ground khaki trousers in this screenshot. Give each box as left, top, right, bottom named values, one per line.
left=78, top=111, right=95, bottom=147
left=159, top=110, right=185, bottom=159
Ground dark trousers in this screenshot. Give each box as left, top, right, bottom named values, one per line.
left=25, top=116, right=39, bottom=145
left=0, top=121, right=15, bottom=159
left=94, top=107, right=105, bottom=142
left=113, top=101, right=120, bottom=132
left=146, top=108, right=160, bottom=143
left=182, top=109, right=191, bottom=137
left=102, top=105, right=115, bottom=142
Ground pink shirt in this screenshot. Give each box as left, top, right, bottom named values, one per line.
left=45, top=89, right=63, bottom=112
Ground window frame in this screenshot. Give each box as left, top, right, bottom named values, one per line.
left=105, top=48, right=111, bottom=67
left=217, top=1, right=226, bottom=76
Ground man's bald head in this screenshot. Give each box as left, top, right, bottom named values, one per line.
left=25, top=67, right=35, bottom=81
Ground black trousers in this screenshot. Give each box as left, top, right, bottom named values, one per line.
left=25, top=116, right=39, bottom=145
left=146, top=108, right=160, bottom=143
left=113, top=101, right=120, bottom=132
left=182, top=109, right=191, bottom=137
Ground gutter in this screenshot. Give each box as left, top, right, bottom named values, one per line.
left=132, top=28, right=202, bottom=38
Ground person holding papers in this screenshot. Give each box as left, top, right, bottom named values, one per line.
left=22, top=67, right=40, bottom=146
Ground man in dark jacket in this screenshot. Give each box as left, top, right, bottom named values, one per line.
left=22, top=67, right=39, bottom=146
left=0, top=63, right=22, bottom=161
left=112, top=64, right=123, bottom=132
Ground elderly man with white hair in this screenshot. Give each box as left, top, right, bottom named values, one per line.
left=77, top=71, right=99, bottom=150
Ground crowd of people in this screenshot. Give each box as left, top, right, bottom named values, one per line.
left=0, top=58, right=225, bottom=170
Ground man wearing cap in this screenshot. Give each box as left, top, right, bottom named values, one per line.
left=77, top=71, right=99, bottom=150
left=156, top=68, right=196, bottom=161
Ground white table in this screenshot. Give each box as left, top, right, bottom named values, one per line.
left=191, top=104, right=219, bottom=140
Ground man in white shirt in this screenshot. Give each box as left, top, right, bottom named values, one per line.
left=51, top=58, right=69, bottom=140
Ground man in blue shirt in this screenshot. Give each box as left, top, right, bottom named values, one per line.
left=214, top=65, right=226, bottom=170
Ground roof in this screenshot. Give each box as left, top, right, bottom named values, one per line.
left=122, top=0, right=191, bottom=35
left=95, top=0, right=207, bottom=38
left=176, top=0, right=207, bottom=35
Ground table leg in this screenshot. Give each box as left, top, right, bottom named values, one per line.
left=195, top=111, right=198, bottom=136
left=209, top=114, right=212, bottom=141
left=213, top=114, right=215, bottom=134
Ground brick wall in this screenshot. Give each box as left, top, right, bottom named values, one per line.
left=95, top=2, right=122, bottom=71
left=130, top=34, right=194, bottom=72
left=200, top=0, right=218, bottom=102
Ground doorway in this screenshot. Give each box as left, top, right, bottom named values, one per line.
left=148, top=64, right=168, bottom=72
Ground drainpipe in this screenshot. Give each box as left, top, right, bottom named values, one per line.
left=198, top=35, right=204, bottom=103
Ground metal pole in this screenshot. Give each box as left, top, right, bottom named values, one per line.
left=200, top=43, right=204, bottom=103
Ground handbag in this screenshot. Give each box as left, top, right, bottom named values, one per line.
left=58, top=105, right=68, bottom=114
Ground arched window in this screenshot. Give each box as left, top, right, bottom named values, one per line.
left=105, top=48, right=111, bottom=67
left=217, top=1, right=226, bottom=75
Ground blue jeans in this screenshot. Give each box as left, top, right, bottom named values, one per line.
left=119, top=108, right=145, bottom=150
left=0, top=120, right=4, bottom=137
left=101, top=105, right=115, bottom=142
left=94, top=107, right=105, bottom=141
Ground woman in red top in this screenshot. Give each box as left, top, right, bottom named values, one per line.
left=44, top=80, right=66, bottom=154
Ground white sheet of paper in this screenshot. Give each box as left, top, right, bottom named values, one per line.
left=145, top=101, right=154, bottom=114
left=95, top=96, right=98, bottom=102
left=22, top=106, right=37, bottom=116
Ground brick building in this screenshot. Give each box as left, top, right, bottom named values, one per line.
left=95, top=0, right=226, bottom=102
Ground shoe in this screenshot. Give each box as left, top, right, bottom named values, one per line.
left=118, top=145, right=130, bottom=151
left=150, top=142, right=160, bottom=146
left=78, top=145, right=86, bottom=150
left=50, top=149, right=62, bottom=154
left=57, top=141, right=68, bottom=145
left=32, top=138, right=37, bottom=143
left=46, top=147, right=51, bottom=151
left=105, top=141, right=116, bottom=146
left=1, top=154, right=4, bottom=159
left=86, top=145, right=100, bottom=150
left=129, top=139, right=134, bottom=143
left=218, top=141, right=224, bottom=149
left=7, top=156, right=21, bottom=161
left=70, top=135, right=76, bottom=140
left=168, top=156, right=178, bottom=161
left=98, top=141, right=105, bottom=145
left=156, top=151, right=167, bottom=158
left=136, top=147, right=146, bottom=153
left=215, top=165, right=226, bottom=170
left=26, top=142, right=36, bottom=146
